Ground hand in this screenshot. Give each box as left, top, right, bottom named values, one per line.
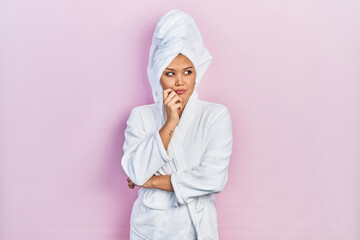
left=127, top=177, right=136, bottom=189
left=163, top=88, right=182, bottom=125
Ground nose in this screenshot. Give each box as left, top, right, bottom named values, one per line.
left=175, top=74, right=184, bottom=86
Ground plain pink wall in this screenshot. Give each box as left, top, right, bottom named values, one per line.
left=1, top=0, right=359, bottom=239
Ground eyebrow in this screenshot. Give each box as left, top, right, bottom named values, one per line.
left=165, top=66, right=193, bottom=71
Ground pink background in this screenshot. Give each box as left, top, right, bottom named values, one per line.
left=1, top=0, right=359, bottom=239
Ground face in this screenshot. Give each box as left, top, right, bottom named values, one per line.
left=160, top=53, right=196, bottom=107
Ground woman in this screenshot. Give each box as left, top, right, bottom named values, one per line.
left=121, top=9, right=233, bottom=240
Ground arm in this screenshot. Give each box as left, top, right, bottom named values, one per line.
left=159, top=119, right=177, bottom=151
left=121, top=107, right=175, bottom=186
left=151, top=175, right=174, bottom=192
left=127, top=174, right=174, bottom=192
left=170, top=108, right=233, bottom=205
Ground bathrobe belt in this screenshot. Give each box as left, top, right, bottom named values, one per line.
left=186, top=197, right=203, bottom=240
left=186, top=194, right=215, bottom=240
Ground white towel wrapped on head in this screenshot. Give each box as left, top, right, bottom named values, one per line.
left=147, top=9, right=213, bottom=103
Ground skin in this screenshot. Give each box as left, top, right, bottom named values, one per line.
left=127, top=53, right=196, bottom=192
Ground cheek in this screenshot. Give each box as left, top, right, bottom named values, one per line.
left=189, top=78, right=196, bottom=88
left=160, top=78, right=171, bottom=89
left=186, top=76, right=196, bottom=85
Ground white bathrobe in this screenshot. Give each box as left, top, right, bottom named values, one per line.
left=121, top=9, right=233, bottom=240
left=121, top=89, right=233, bottom=240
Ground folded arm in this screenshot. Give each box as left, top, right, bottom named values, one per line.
left=170, top=108, right=233, bottom=205
left=121, top=107, right=171, bottom=186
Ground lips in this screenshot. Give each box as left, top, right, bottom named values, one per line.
left=175, top=89, right=186, bottom=95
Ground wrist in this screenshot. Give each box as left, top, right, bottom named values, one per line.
left=151, top=175, right=157, bottom=188
left=166, top=120, right=178, bottom=128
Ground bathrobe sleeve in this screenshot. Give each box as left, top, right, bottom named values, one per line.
left=171, top=108, right=233, bottom=205
left=121, top=107, right=171, bottom=186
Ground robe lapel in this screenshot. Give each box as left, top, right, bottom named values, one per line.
left=159, top=90, right=199, bottom=172
left=157, top=90, right=205, bottom=239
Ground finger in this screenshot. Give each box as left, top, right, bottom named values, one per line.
left=163, top=88, right=173, bottom=96
left=128, top=182, right=135, bottom=189
left=165, top=91, right=182, bottom=106
left=164, top=91, right=177, bottom=105
left=175, top=102, right=182, bottom=110
left=170, top=99, right=182, bottom=111
left=127, top=177, right=131, bottom=183
left=163, top=89, right=174, bottom=102
left=164, top=88, right=176, bottom=101
left=168, top=95, right=182, bottom=108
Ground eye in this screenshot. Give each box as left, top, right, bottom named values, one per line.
left=185, top=70, right=192, bottom=74
left=165, top=72, right=174, bottom=76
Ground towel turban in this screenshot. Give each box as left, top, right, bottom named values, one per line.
left=147, top=9, right=213, bottom=103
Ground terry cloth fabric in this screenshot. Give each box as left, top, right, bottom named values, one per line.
left=147, top=8, right=213, bottom=104
left=121, top=9, right=233, bottom=240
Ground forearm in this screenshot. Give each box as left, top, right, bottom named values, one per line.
left=152, top=175, right=174, bottom=192
left=159, top=121, right=177, bottom=151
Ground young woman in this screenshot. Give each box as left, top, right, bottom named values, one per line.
left=121, top=9, right=233, bottom=240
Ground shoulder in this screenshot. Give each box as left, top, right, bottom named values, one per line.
left=197, top=100, right=233, bottom=144
left=126, top=103, right=158, bottom=127
left=129, top=103, right=157, bottom=116
left=198, top=99, right=231, bottom=120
